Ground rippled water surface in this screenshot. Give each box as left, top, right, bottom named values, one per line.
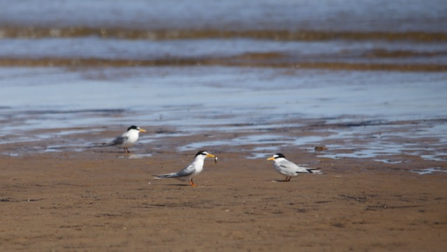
left=1, top=0, right=446, bottom=32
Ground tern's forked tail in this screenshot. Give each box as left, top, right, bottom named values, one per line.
left=86, top=142, right=107, bottom=148
left=88, top=142, right=109, bottom=147
left=306, top=168, right=324, bottom=174
left=154, top=173, right=178, bottom=179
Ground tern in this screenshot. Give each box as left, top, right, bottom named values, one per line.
left=267, top=153, right=322, bottom=182
left=95, top=125, right=146, bottom=153
left=154, top=150, right=216, bottom=187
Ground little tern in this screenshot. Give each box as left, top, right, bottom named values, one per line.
left=95, top=125, right=146, bottom=153
left=267, top=153, right=322, bottom=182
left=154, top=150, right=216, bottom=187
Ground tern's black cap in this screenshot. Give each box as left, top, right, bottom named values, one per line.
left=195, top=150, right=209, bottom=157
left=127, top=125, right=139, bottom=131
left=274, top=153, right=286, bottom=159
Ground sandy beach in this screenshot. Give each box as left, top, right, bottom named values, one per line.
left=1, top=128, right=446, bottom=251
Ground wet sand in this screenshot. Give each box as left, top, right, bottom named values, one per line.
left=1, top=131, right=446, bottom=251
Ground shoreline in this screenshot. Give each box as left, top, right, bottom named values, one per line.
left=1, top=117, right=446, bottom=164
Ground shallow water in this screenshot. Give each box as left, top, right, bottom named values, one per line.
left=0, top=67, right=446, bottom=162
left=411, top=167, right=447, bottom=175
left=0, top=1, right=446, bottom=163
left=1, top=67, right=445, bottom=122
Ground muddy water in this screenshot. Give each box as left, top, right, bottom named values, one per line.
left=0, top=0, right=446, bottom=164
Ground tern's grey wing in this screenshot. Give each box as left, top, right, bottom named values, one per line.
left=175, top=164, right=196, bottom=177
left=279, top=160, right=309, bottom=173
left=103, top=135, right=128, bottom=146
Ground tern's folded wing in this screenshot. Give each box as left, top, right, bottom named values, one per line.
left=104, top=135, right=128, bottom=146
left=175, top=165, right=196, bottom=177
left=279, top=161, right=309, bottom=173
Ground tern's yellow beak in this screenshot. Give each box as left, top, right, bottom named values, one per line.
left=139, top=128, right=146, bottom=132
left=267, top=157, right=275, bottom=161
left=206, top=153, right=215, bottom=158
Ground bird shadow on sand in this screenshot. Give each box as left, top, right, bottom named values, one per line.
left=165, top=183, right=191, bottom=187
left=149, top=181, right=191, bottom=187
left=271, top=179, right=297, bottom=183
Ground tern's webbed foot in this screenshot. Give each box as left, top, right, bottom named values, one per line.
left=189, top=179, right=198, bottom=187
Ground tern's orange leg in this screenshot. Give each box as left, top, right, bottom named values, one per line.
left=189, top=179, right=197, bottom=187
left=124, top=148, right=130, bottom=154
left=285, top=176, right=291, bottom=182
